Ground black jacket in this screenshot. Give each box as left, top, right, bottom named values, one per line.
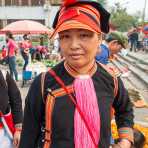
left=20, top=61, right=134, bottom=148
left=0, top=70, right=23, bottom=124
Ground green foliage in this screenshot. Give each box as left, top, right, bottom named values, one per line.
left=110, top=3, right=140, bottom=32
left=43, top=59, right=58, bottom=67
left=97, top=0, right=106, bottom=6
left=16, top=58, right=23, bottom=67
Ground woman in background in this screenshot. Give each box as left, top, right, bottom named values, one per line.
left=6, top=31, right=18, bottom=81
left=0, top=70, right=23, bottom=147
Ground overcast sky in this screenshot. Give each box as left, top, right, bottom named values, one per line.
left=107, top=0, right=148, bottom=21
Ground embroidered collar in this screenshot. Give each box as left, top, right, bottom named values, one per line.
left=64, top=61, right=97, bottom=78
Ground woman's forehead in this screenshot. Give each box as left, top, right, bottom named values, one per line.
left=59, top=29, right=94, bottom=34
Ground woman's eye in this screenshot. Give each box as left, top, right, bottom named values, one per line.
left=80, top=34, right=89, bottom=37
left=80, top=33, right=92, bottom=38
left=59, top=34, right=70, bottom=40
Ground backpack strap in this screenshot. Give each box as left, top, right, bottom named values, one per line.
left=43, top=86, right=74, bottom=148
left=98, top=63, right=119, bottom=98
left=98, top=63, right=119, bottom=119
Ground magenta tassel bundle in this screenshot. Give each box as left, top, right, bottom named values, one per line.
left=74, top=75, right=100, bottom=148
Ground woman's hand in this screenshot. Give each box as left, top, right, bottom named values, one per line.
left=13, top=130, right=21, bottom=148
left=118, top=139, right=131, bottom=148
left=111, top=144, right=122, bottom=148
left=111, top=139, right=131, bottom=148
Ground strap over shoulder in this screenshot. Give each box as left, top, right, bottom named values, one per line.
left=98, top=62, right=119, bottom=98
left=98, top=62, right=121, bottom=78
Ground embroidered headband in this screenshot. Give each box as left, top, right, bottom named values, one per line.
left=50, top=0, right=110, bottom=38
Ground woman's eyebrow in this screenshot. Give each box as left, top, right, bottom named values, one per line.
left=60, top=30, right=70, bottom=34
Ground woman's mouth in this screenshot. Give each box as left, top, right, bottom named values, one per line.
left=70, top=54, right=84, bottom=59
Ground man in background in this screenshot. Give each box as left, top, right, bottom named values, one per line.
left=96, top=31, right=128, bottom=64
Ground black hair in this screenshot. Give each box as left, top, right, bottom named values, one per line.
left=133, top=129, right=145, bottom=148
left=6, top=31, right=14, bottom=39
left=6, top=38, right=9, bottom=43
left=23, top=34, right=28, bottom=40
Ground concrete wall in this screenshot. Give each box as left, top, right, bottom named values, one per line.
left=0, top=5, right=59, bottom=27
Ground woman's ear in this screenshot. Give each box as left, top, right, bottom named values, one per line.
left=98, top=33, right=102, bottom=46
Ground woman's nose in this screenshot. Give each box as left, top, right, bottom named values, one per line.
left=70, top=37, right=80, bottom=50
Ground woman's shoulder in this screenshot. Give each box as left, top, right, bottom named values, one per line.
left=97, top=62, right=120, bottom=78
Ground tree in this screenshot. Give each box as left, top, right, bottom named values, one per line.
left=110, top=2, right=140, bottom=32
left=97, top=0, right=106, bottom=6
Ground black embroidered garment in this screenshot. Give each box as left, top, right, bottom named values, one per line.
left=20, top=61, right=134, bottom=148
left=0, top=70, right=23, bottom=124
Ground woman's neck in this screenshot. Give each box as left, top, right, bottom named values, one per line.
left=64, top=60, right=97, bottom=77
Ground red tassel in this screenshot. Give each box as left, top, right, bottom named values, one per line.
left=62, top=0, right=77, bottom=7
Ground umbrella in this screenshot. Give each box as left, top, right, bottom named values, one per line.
left=0, top=20, right=51, bottom=34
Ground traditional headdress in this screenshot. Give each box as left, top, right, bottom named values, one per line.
left=50, top=0, right=110, bottom=38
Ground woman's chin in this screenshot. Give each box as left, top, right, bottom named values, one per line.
left=68, top=60, right=85, bottom=68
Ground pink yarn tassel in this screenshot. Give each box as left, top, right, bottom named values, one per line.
left=74, top=75, right=100, bottom=148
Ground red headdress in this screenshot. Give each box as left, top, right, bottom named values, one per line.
left=50, top=0, right=110, bottom=38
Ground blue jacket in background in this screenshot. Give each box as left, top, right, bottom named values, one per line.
left=95, top=44, right=110, bottom=65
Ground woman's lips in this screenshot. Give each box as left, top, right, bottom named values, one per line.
left=70, top=54, right=84, bottom=59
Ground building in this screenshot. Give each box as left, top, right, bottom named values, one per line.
left=0, top=0, right=60, bottom=29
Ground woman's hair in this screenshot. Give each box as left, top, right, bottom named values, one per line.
left=6, top=38, right=9, bottom=43
left=114, top=128, right=145, bottom=148
left=132, top=128, right=145, bottom=148
left=23, top=34, right=28, bottom=40
left=6, top=31, right=14, bottom=39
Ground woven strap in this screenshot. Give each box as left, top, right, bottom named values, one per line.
left=97, top=63, right=119, bottom=119
left=98, top=63, right=118, bottom=98
left=43, top=94, right=55, bottom=148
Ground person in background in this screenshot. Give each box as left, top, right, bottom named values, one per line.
left=143, top=34, right=148, bottom=52
left=96, top=31, right=128, bottom=65
left=0, top=45, right=8, bottom=65
left=20, top=34, right=31, bottom=71
left=6, top=31, right=18, bottom=81
left=0, top=70, right=23, bottom=148
left=137, top=29, right=144, bottom=51
left=114, top=128, right=145, bottom=148
left=128, top=28, right=138, bottom=52
left=20, top=0, right=134, bottom=148
left=132, top=128, right=145, bottom=148
left=1, top=45, right=7, bottom=59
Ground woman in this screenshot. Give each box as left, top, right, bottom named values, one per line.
left=20, top=34, right=31, bottom=71
left=0, top=70, right=23, bottom=147
left=20, top=0, right=134, bottom=148
left=6, top=31, right=18, bottom=81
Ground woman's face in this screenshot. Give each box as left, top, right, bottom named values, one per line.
left=59, top=29, right=101, bottom=68
left=109, top=41, right=123, bottom=55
